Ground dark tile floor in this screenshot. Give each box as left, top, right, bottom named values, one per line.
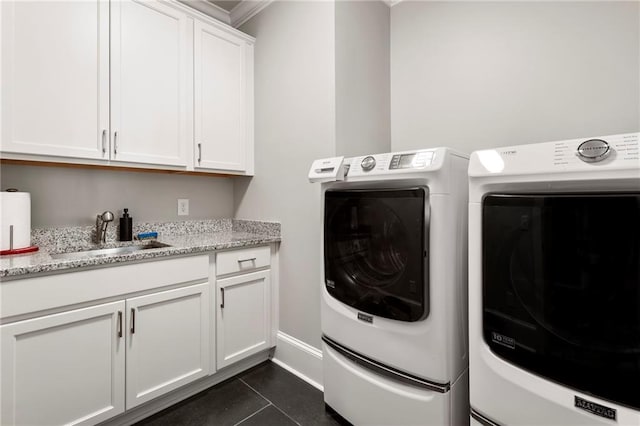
left=135, top=361, right=350, bottom=426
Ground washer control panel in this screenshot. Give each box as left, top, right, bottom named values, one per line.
left=389, top=151, right=434, bottom=170
left=346, top=149, right=439, bottom=177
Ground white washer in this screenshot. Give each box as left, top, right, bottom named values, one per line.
left=319, top=148, right=469, bottom=425
left=468, top=132, right=640, bottom=425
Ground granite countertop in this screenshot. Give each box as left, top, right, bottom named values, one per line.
left=0, top=219, right=280, bottom=279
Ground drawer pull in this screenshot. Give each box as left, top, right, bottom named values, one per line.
left=117, top=311, right=123, bottom=338
left=237, top=257, right=257, bottom=263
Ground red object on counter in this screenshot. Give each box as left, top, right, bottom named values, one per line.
left=0, top=246, right=39, bottom=256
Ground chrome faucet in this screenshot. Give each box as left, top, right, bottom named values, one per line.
left=96, top=211, right=114, bottom=243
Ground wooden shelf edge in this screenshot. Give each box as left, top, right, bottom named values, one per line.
left=0, top=159, right=242, bottom=178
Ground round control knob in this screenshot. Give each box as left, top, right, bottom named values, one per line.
left=361, top=156, right=376, bottom=171
left=576, top=139, right=611, bottom=163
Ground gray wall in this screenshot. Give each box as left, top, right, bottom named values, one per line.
left=0, top=165, right=234, bottom=227
left=237, top=1, right=337, bottom=349
left=336, top=0, right=391, bottom=157
left=391, top=1, right=640, bottom=154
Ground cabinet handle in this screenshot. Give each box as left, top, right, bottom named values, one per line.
left=238, top=257, right=257, bottom=263
left=220, top=288, right=225, bottom=309
left=117, top=311, right=123, bottom=338
left=114, top=131, right=118, bottom=155
left=130, top=308, right=135, bottom=334
left=197, top=143, right=202, bottom=164
left=101, top=129, right=107, bottom=155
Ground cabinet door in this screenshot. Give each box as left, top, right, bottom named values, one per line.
left=217, top=270, right=270, bottom=369
left=0, top=301, right=125, bottom=426
left=125, top=283, right=210, bottom=409
left=110, top=0, right=190, bottom=167
left=194, top=20, right=251, bottom=172
left=0, top=0, right=109, bottom=160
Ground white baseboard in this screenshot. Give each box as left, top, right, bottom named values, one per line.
left=272, top=331, right=324, bottom=391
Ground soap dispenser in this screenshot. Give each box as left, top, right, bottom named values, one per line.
left=119, top=208, right=133, bottom=241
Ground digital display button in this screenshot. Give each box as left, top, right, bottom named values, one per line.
left=389, top=152, right=433, bottom=169
left=398, top=154, right=416, bottom=168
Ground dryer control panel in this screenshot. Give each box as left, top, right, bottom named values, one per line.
left=469, top=132, right=639, bottom=177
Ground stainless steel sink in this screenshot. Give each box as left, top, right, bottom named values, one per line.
left=50, top=241, right=172, bottom=260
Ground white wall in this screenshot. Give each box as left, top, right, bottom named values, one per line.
left=236, top=0, right=391, bottom=355
left=391, top=1, right=640, bottom=154
left=0, top=165, right=234, bottom=227
left=336, top=0, right=391, bottom=157
left=236, top=0, right=337, bottom=349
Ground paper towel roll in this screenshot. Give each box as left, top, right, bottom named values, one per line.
left=0, top=192, right=31, bottom=251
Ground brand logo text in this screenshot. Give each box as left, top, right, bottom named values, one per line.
left=574, top=396, right=616, bottom=420
left=357, top=313, right=373, bottom=323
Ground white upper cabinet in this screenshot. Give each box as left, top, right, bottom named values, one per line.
left=0, top=0, right=110, bottom=160
left=0, top=0, right=254, bottom=174
left=194, top=20, right=254, bottom=173
left=110, top=0, right=190, bottom=167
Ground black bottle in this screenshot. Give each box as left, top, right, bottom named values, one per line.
left=119, top=208, right=133, bottom=241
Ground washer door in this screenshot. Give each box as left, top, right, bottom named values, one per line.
left=324, top=188, right=428, bottom=322
left=482, top=193, right=640, bottom=410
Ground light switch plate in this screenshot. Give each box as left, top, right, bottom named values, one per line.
left=177, top=199, right=189, bottom=216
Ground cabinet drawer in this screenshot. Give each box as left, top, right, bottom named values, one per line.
left=216, top=246, right=270, bottom=276
left=1, top=255, right=209, bottom=321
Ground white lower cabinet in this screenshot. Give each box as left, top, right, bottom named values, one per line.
left=216, top=270, right=271, bottom=369
left=0, top=282, right=210, bottom=425
left=126, top=284, right=209, bottom=408
left=1, top=301, right=126, bottom=426
left=0, top=247, right=278, bottom=426
left=0, top=255, right=212, bottom=426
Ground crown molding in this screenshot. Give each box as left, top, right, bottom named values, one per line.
left=230, top=0, right=274, bottom=28
left=177, top=0, right=231, bottom=25
left=183, top=0, right=395, bottom=30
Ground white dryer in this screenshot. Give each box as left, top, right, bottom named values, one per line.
left=319, top=148, right=469, bottom=425
left=468, top=133, right=640, bottom=425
